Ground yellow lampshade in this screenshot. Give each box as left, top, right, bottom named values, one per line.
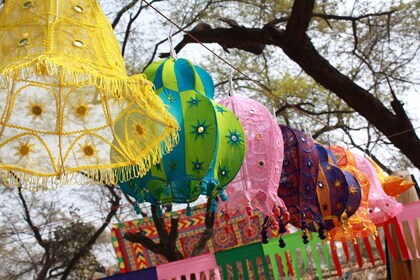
left=0, top=0, right=179, bottom=190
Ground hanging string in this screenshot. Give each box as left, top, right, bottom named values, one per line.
left=168, top=25, right=178, bottom=60
left=228, top=69, right=234, bottom=97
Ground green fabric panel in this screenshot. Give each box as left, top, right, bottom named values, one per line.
left=290, top=250, right=300, bottom=280
left=192, top=65, right=205, bottom=95
left=215, top=242, right=270, bottom=280
left=161, top=59, right=179, bottom=92
left=322, top=240, right=331, bottom=274
left=221, top=265, right=229, bottom=280
left=142, top=59, right=162, bottom=85
left=268, top=254, right=280, bottom=280
left=262, top=231, right=328, bottom=279
left=242, top=259, right=249, bottom=280
left=181, top=91, right=216, bottom=182
left=310, top=243, right=323, bottom=280
left=301, top=244, right=308, bottom=271
left=206, top=101, right=246, bottom=197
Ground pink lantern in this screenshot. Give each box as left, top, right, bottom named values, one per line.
left=218, top=95, right=288, bottom=238
left=353, top=153, right=402, bottom=225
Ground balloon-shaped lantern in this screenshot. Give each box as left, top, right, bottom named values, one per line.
left=367, top=158, right=414, bottom=197
left=278, top=126, right=326, bottom=246
left=316, top=144, right=361, bottom=232
left=328, top=146, right=376, bottom=241
left=0, top=0, right=179, bottom=190
left=119, top=58, right=246, bottom=215
left=354, top=154, right=402, bottom=225
left=217, top=95, right=288, bottom=239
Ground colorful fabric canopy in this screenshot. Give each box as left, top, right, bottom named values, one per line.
left=0, top=0, right=178, bottom=190
left=316, top=144, right=361, bottom=231
left=278, top=126, right=325, bottom=244
left=328, top=146, right=376, bottom=241
left=218, top=95, right=288, bottom=237
left=354, top=154, right=402, bottom=225
left=119, top=58, right=245, bottom=210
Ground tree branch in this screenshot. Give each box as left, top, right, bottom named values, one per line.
left=192, top=198, right=215, bottom=256
left=60, top=184, right=120, bottom=280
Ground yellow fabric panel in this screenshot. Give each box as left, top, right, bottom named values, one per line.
left=0, top=0, right=179, bottom=190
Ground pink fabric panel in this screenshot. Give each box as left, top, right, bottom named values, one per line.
left=353, top=153, right=402, bottom=225
left=218, top=95, right=286, bottom=218
left=396, top=201, right=420, bottom=259
left=156, top=253, right=220, bottom=280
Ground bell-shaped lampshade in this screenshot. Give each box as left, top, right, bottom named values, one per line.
left=217, top=95, right=288, bottom=238
left=278, top=126, right=326, bottom=245
left=316, top=144, right=361, bottom=231
left=0, top=0, right=178, bottom=190
left=328, top=146, right=376, bottom=241
left=119, top=58, right=246, bottom=214
left=354, top=154, right=402, bottom=225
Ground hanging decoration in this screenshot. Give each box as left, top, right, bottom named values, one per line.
left=353, top=154, right=402, bottom=225
left=217, top=95, right=288, bottom=238
left=328, top=146, right=377, bottom=241
left=367, top=158, right=414, bottom=197
left=278, top=125, right=326, bottom=246
left=119, top=58, right=245, bottom=214
left=315, top=143, right=361, bottom=232
left=0, top=0, right=179, bottom=190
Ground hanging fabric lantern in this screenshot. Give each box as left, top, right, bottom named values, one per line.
left=315, top=143, right=361, bottom=232
left=367, top=158, right=414, bottom=197
left=0, top=0, right=179, bottom=190
left=328, top=146, right=376, bottom=241
left=119, top=58, right=246, bottom=214
left=278, top=126, right=326, bottom=246
left=217, top=95, right=288, bottom=239
left=353, top=154, right=402, bottom=225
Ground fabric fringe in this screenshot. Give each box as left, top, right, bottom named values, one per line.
left=0, top=56, right=154, bottom=102
left=1, top=119, right=179, bottom=192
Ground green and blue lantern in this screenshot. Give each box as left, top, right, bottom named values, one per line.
left=119, top=58, right=246, bottom=215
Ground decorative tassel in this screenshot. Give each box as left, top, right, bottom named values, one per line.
left=186, top=204, right=192, bottom=217
left=317, top=220, right=327, bottom=240
left=282, top=210, right=290, bottom=223
left=200, top=181, right=206, bottom=194
left=219, top=192, right=228, bottom=201
left=261, top=216, right=269, bottom=244
left=210, top=199, right=218, bottom=212
left=278, top=216, right=287, bottom=248
left=246, top=204, right=253, bottom=217
left=273, top=205, right=281, bottom=217
left=247, top=225, right=253, bottom=237
left=279, top=236, right=286, bottom=248
left=133, top=204, right=141, bottom=215
left=223, top=211, right=231, bottom=233
left=302, top=230, right=309, bottom=244
left=156, top=205, right=162, bottom=218
left=301, top=215, right=309, bottom=244
left=135, top=191, right=144, bottom=203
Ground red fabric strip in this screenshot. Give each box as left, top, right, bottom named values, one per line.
left=363, top=237, right=375, bottom=267
left=330, top=242, right=342, bottom=277
left=353, top=240, right=363, bottom=268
